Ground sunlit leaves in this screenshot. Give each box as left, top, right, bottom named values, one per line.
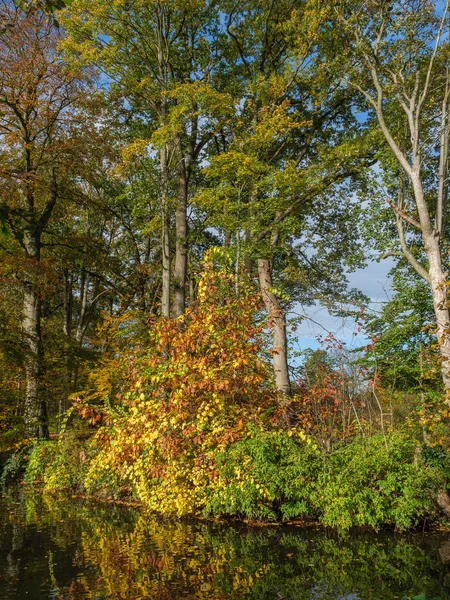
left=81, top=251, right=276, bottom=514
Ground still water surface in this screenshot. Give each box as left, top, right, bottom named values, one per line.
left=1, top=488, right=450, bottom=600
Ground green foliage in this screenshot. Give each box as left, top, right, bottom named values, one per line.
left=421, top=444, right=450, bottom=478
left=203, top=431, right=446, bottom=531
left=315, top=434, right=442, bottom=532
left=0, top=445, right=30, bottom=488
left=203, top=427, right=321, bottom=520
left=359, top=268, right=441, bottom=393
left=24, top=442, right=58, bottom=486
left=0, top=413, right=24, bottom=454
left=25, top=435, right=93, bottom=493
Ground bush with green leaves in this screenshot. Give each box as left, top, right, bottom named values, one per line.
left=25, top=434, right=93, bottom=493
left=0, top=444, right=30, bottom=488
left=315, top=433, right=443, bottom=531
left=203, top=430, right=446, bottom=531
left=24, top=434, right=132, bottom=501
left=420, top=443, right=450, bottom=475
left=203, top=427, right=322, bottom=520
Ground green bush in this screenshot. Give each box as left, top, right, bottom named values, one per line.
left=25, top=434, right=92, bottom=492
left=315, top=433, right=442, bottom=531
left=25, top=441, right=58, bottom=485
left=420, top=443, right=450, bottom=479
left=203, top=431, right=444, bottom=531
left=0, top=445, right=30, bottom=488
left=203, top=428, right=322, bottom=520
left=24, top=434, right=130, bottom=501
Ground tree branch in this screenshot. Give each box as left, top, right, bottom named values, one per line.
left=385, top=195, right=421, bottom=230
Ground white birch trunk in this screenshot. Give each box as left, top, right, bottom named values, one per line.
left=22, top=232, right=48, bottom=438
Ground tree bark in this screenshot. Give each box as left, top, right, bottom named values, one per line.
left=22, top=232, right=48, bottom=439
left=408, top=170, right=450, bottom=396
left=172, top=157, right=188, bottom=318
left=160, top=145, right=171, bottom=318
left=59, top=268, right=73, bottom=433
left=258, top=258, right=291, bottom=395
left=424, top=234, right=450, bottom=394
left=75, top=268, right=89, bottom=344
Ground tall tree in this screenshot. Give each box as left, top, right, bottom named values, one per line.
left=190, top=1, right=372, bottom=394
left=61, top=0, right=219, bottom=318
left=334, top=0, right=450, bottom=399
left=0, top=1, right=92, bottom=437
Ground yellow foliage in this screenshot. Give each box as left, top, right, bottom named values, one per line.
left=82, top=249, right=276, bottom=514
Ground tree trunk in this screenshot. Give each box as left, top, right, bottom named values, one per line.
left=424, top=234, right=450, bottom=396
left=59, top=269, right=73, bottom=433
left=258, top=258, right=291, bottom=395
left=189, top=275, right=195, bottom=305
left=22, top=232, right=48, bottom=439
left=75, top=268, right=89, bottom=344
left=172, top=157, right=188, bottom=318
left=244, top=230, right=252, bottom=274
left=160, top=145, right=171, bottom=318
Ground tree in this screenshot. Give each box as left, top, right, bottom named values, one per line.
left=0, top=1, right=93, bottom=437
left=191, top=0, right=372, bottom=394
left=61, top=0, right=220, bottom=318
left=334, top=0, right=450, bottom=400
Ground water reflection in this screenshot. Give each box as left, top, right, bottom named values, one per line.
left=0, top=489, right=449, bottom=599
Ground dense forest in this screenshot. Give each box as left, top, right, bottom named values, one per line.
left=2, top=0, right=450, bottom=531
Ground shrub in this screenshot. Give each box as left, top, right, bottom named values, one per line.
left=0, top=444, right=30, bottom=487
left=315, top=433, right=442, bottom=531
left=25, top=434, right=93, bottom=493
left=420, top=443, right=450, bottom=478
left=203, top=427, right=321, bottom=520
left=82, top=249, right=276, bottom=514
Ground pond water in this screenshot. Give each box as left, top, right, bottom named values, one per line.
left=1, top=488, right=449, bottom=600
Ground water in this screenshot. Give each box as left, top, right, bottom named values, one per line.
left=0, top=488, right=449, bottom=599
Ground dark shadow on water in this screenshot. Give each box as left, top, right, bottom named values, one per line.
left=0, top=488, right=449, bottom=599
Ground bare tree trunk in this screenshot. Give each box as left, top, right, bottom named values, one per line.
left=75, top=268, right=89, bottom=344
left=258, top=258, right=291, bottom=395
left=425, top=234, right=450, bottom=393
left=22, top=232, right=48, bottom=439
left=63, top=268, right=73, bottom=340
left=244, top=230, right=252, bottom=274
left=172, top=157, right=188, bottom=318
left=155, top=7, right=172, bottom=319
left=189, top=275, right=195, bottom=305
left=160, top=145, right=171, bottom=318
left=59, top=269, right=73, bottom=433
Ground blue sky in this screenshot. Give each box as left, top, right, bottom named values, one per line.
left=290, top=257, right=395, bottom=354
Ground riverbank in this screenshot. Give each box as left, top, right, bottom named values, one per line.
left=3, top=429, right=450, bottom=534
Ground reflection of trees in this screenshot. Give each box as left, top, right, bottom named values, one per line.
left=4, top=523, right=23, bottom=595
left=3, top=491, right=450, bottom=599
